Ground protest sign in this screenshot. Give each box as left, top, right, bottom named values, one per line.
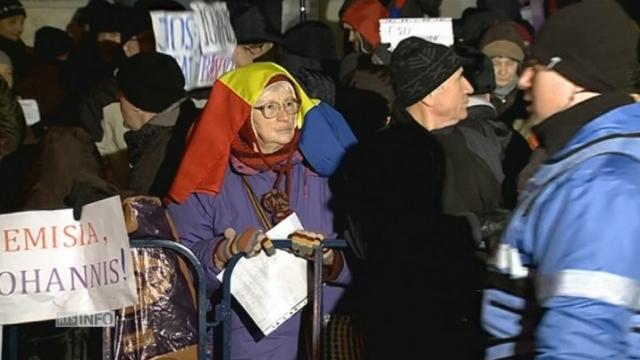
left=0, top=196, right=138, bottom=325
left=379, top=17, right=454, bottom=50
left=151, top=2, right=236, bottom=90
left=191, top=2, right=236, bottom=54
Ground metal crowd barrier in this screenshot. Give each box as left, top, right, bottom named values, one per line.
left=102, top=238, right=349, bottom=360
left=6, top=239, right=348, bottom=360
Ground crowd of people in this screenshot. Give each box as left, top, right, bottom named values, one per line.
left=1, top=0, right=639, bottom=359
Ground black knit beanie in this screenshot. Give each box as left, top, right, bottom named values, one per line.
left=390, top=37, right=462, bottom=107
left=0, top=0, right=24, bottom=21
left=116, top=52, right=186, bottom=113
left=532, top=0, right=639, bottom=93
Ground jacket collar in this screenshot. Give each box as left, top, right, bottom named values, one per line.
left=147, top=98, right=186, bottom=127
left=534, top=92, right=635, bottom=157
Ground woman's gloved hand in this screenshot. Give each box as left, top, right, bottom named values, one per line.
left=213, top=227, right=275, bottom=269
left=288, top=230, right=335, bottom=266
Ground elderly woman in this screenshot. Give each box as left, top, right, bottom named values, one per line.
left=167, top=62, right=356, bottom=359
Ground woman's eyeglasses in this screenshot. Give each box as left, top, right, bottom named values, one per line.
left=253, top=99, right=301, bottom=119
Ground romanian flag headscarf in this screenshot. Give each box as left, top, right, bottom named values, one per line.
left=168, top=62, right=357, bottom=204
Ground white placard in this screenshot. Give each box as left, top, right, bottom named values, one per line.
left=379, top=17, right=454, bottom=51
left=151, top=1, right=235, bottom=90
left=190, top=2, right=236, bottom=54
left=17, top=99, right=40, bottom=126
left=0, top=196, right=138, bottom=325
left=218, top=213, right=307, bottom=336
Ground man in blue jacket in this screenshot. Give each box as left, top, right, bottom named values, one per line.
left=482, top=0, right=640, bottom=359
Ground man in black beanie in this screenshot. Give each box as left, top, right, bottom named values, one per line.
left=483, top=1, right=640, bottom=359
left=117, top=52, right=199, bottom=197
left=342, top=36, right=498, bottom=359
left=390, top=37, right=473, bottom=129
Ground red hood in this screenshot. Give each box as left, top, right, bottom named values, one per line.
left=341, top=0, right=389, bottom=49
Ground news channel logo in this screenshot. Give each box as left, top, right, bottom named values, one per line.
left=56, top=311, right=116, bottom=327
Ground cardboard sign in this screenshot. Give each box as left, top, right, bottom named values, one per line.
left=0, top=196, right=138, bottom=325
left=379, top=17, right=454, bottom=50
left=151, top=2, right=236, bottom=90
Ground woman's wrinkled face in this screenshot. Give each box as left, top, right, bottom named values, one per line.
left=251, top=81, right=299, bottom=154
left=0, top=15, right=25, bottom=41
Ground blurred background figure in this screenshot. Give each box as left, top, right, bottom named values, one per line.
left=0, top=0, right=29, bottom=85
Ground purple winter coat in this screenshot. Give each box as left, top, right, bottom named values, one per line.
left=168, top=154, right=351, bottom=360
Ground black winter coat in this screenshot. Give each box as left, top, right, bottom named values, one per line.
left=343, top=107, right=484, bottom=359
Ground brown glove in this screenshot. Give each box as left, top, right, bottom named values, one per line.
left=213, top=227, right=274, bottom=268
left=289, top=230, right=335, bottom=266
left=122, top=196, right=162, bottom=233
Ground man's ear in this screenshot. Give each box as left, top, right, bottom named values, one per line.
left=251, top=42, right=274, bottom=60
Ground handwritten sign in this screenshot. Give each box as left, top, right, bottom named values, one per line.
left=0, top=196, right=138, bottom=325
left=379, top=17, right=454, bottom=51
left=191, top=2, right=236, bottom=54
left=151, top=2, right=236, bottom=90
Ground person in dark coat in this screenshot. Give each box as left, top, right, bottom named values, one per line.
left=58, top=0, right=131, bottom=127
left=337, top=0, right=395, bottom=141
left=344, top=37, right=488, bottom=359
left=456, top=45, right=531, bottom=209
left=16, top=26, right=72, bottom=127
left=282, top=21, right=339, bottom=105
left=231, top=5, right=283, bottom=67
left=0, top=73, right=23, bottom=161
left=0, top=0, right=29, bottom=85
left=116, top=52, right=199, bottom=197
left=479, top=21, right=529, bottom=126
left=339, top=0, right=393, bottom=103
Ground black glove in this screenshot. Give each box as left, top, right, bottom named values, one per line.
left=65, top=174, right=118, bottom=220
left=476, top=209, right=511, bottom=240
left=463, top=209, right=511, bottom=251
left=372, top=43, right=392, bottom=66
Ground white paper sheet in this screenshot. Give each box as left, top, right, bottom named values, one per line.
left=217, top=213, right=307, bottom=336
left=18, top=99, right=41, bottom=126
